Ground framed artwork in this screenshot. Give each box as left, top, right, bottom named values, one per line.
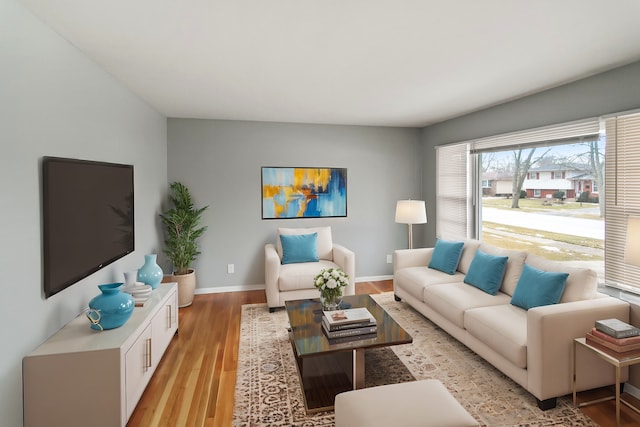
left=261, top=167, right=347, bottom=219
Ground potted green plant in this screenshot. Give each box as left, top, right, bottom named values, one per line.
left=160, top=181, right=209, bottom=307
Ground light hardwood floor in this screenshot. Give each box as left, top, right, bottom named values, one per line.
left=127, top=280, right=640, bottom=427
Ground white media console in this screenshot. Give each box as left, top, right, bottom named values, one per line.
left=23, top=282, right=178, bottom=427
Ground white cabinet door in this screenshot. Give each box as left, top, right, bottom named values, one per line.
left=151, top=288, right=178, bottom=366
left=125, top=323, right=153, bottom=420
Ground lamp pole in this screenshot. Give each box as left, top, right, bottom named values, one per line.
left=407, top=223, right=415, bottom=249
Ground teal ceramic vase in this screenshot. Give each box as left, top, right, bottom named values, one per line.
left=86, top=283, right=134, bottom=331
left=137, top=254, right=163, bottom=289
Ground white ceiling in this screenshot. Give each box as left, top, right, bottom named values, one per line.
left=20, top=0, right=640, bottom=127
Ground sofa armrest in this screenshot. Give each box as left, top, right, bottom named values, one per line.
left=264, top=244, right=281, bottom=308
left=333, top=244, right=356, bottom=296
left=527, top=297, right=630, bottom=400
left=393, top=248, right=434, bottom=273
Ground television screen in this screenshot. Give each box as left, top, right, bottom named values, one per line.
left=43, top=157, right=134, bottom=298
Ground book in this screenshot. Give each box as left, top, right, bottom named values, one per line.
left=586, top=331, right=640, bottom=353
left=321, top=315, right=376, bottom=332
left=321, top=322, right=377, bottom=339
left=325, top=332, right=378, bottom=344
left=585, top=335, right=640, bottom=360
left=322, top=308, right=376, bottom=329
left=590, top=328, right=640, bottom=346
left=595, top=318, right=640, bottom=339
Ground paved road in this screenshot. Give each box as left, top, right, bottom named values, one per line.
left=482, top=207, right=604, bottom=240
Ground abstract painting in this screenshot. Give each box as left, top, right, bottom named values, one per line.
left=261, top=167, right=347, bottom=219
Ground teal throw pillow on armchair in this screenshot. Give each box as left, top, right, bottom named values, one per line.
left=280, top=233, right=319, bottom=264
left=464, top=250, right=508, bottom=295
left=511, top=264, right=569, bottom=310
left=428, top=239, right=464, bottom=275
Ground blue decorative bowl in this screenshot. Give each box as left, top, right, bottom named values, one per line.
left=86, top=283, right=135, bottom=331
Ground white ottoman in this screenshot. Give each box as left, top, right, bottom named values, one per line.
left=334, top=379, right=478, bottom=427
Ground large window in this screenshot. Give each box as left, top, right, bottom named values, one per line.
left=479, top=141, right=603, bottom=274
left=435, top=117, right=615, bottom=282
left=436, top=118, right=600, bottom=233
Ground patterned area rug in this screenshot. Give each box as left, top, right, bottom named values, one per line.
left=232, top=293, right=596, bottom=426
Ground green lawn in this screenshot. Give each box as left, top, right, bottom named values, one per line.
left=482, top=221, right=603, bottom=261
left=482, top=197, right=601, bottom=219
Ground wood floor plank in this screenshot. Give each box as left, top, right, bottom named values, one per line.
left=127, top=279, right=640, bottom=427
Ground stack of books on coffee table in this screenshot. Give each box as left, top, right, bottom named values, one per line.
left=585, top=318, right=640, bottom=358
left=321, top=307, right=377, bottom=340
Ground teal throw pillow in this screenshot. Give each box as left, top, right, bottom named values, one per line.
left=280, top=233, right=319, bottom=264
left=428, top=239, right=464, bottom=275
left=511, top=264, right=569, bottom=310
left=464, top=250, right=508, bottom=295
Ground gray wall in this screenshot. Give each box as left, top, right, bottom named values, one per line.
left=421, top=60, right=640, bottom=246
left=167, top=119, right=423, bottom=289
left=1, top=1, right=167, bottom=426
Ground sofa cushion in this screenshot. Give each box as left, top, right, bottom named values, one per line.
left=277, top=226, right=333, bottom=260
left=278, top=259, right=339, bottom=291
left=524, top=254, right=597, bottom=303
left=425, top=282, right=511, bottom=329
left=280, top=233, right=319, bottom=264
left=428, top=239, right=464, bottom=275
left=510, top=264, right=568, bottom=310
left=464, top=304, right=528, bottom=369
left=457, top=239, right=481, bottom=274
left=478, top=244, right=527, bottom=296
left=464, top=250, right=508, bottom=295
left=394, top=267, right=465, bottom=301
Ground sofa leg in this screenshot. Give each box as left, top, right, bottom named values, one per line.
left=536, top=397, right=556, bottom=410
left=269, top=307, right=276, bottom=313
left=394, top=294, right=402, bottom=302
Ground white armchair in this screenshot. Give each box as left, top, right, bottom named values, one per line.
left=265, top=226, right=355, bottom=312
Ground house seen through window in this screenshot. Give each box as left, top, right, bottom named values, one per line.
left=479, top=139, right=604, bottom=279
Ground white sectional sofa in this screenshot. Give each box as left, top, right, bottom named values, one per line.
left=393, top=239, right=630, bottom=409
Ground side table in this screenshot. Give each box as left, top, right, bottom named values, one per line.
left=573, top=337, right=640, bottom=426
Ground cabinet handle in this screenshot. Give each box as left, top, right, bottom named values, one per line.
left=145, top=338, right=152, bottom=370
left=167, top=304, right=172, bottom=329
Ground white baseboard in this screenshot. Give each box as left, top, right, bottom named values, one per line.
left=194, top=275, right=393, bottom=295
left=195, top=284, right=265, bottom=294
left=356, top=275, right=393, bottom=282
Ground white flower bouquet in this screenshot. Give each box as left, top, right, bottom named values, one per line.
left=314, top=267, right=349, bottom=307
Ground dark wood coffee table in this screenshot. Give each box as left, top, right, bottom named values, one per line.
left=285, top=294, right=413, bottom=413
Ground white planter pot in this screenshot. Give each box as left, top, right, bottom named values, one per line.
left=173, top=268, right=196, bottom=308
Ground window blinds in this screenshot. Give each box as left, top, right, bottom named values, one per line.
left=469, top=118, right=600, bottom=154
left=435, top=143, right=471, bottom=240
left=604, top=112, right=640, bottom=289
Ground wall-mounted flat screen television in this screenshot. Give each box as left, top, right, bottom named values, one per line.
left=43, top=157, right=134, bottom=298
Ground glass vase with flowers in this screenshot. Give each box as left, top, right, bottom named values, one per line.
left=314, top=267, right=349, bottom=310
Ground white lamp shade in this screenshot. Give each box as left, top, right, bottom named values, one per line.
left=395, top=200, right=427, bottom=224
left=625, top=217, right=640, bottom=267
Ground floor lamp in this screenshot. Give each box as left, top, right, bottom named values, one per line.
left=395, top=200, right=427, bottom=249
